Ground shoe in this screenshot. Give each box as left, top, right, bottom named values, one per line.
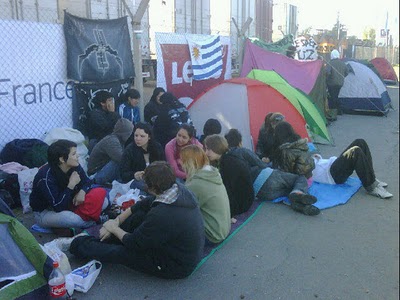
left=54, top=232, right=89, bottom=252
left=288, top=193, right=317, bottom=205
left=376, top=179, right=388, bottom=188
left=291, top=202, right=320, bottom=216
left=102, top=206, right=120, bottom=220
left=97, top=213, right=109, bottom=224
left=368, top=186, right=393, bottom=199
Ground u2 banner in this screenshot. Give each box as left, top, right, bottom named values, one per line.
left=64, top=12, right=135, bottom=82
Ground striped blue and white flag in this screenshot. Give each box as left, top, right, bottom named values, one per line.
left=186, top=35, right=223, bottom=80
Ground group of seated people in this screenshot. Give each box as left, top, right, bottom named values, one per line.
left=29, top=90, right=393, bottom=280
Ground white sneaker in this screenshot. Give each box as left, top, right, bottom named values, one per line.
left=54, top=237, right=75, bottom=252
left=376, top=179, right=388, bottom=188
left=54, top=232, right=89, bottom=252
left=368, top=186, right=393, bottom=199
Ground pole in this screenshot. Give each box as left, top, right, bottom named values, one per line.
left=121, top=0, right=150, bottom=122
left=232, top=17, right=253, bottom=76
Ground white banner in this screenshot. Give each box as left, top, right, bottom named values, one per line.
left=294, top=36, right=319, bottom=61
left=0, top=20, right=73, bottom=150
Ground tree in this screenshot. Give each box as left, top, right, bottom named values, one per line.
left=299, top=27, right=312, bottom=37
left=362, top=27, right=376, bottom=44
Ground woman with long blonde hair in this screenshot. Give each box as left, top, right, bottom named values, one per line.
left=180, top=145, right=231, bottom=244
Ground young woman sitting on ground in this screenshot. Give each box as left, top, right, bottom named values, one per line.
left=205, top=133, right=320, bottom=216
left=198, top=118, right=222, bottom=146
left=120, top=122, right=165, bottom=184
left=203, top=134, right=255, bottom=219
left=312, top=138, right=392, bottom=199
left=29, top=140, right=110, bottom=230
left=255, top=112, right=285, bottom=164
left=181, top=144, right=231, bottom=243
left=165, top=123, right=202, bottom=181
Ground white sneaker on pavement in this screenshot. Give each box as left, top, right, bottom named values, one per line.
left=54, top=232, right=89, bottom=252
left=368, top=186, right=393, bottom=199
left=376, top=179, right=388, bottom=188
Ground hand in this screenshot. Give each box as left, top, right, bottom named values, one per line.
left=68, top=171, right=81, bottom=189
left=262, top=157, right=270, bottom=163
left=103, top=218, right=119, bottom=233
left=99, top=226, right=112, bottom=242
left=134, top=171, right=145, bottom=181
left=73, top=190, right=86, bottom=206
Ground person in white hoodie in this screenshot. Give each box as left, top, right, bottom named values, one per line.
left=312, top=139, right=392, bottom=199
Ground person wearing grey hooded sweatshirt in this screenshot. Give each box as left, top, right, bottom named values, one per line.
left=87, top=118, right=134, bottom=185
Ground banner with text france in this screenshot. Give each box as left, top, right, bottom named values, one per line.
left=0, top=19, right=73, bottom=149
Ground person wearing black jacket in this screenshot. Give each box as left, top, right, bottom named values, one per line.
left=206, top=133, right=320, bottom=216
left=86, top=91, right=120, bottom=152
left=144, top=87, right=165, bottom=125
left=153, top=92, right=193, bottom=148
left=70, top=161, right=205, bottom=279
left=120, top=122, right=165, bottom=183
left=204, top=134, right=254, bottom=218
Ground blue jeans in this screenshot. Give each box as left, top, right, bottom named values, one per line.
left=34, top=210, right=96, bottom=229
left=94, top=161, right=121, bottom=185
left=129, top=179, right=151, bottom=197
left=257, top=169, right=309, bottom=201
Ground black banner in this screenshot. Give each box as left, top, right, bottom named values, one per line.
left=72, top=79, right=133, bottom=135
left=64, top=12, right=135, bottom=82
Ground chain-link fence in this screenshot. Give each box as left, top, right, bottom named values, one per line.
left=0, top=0, right=142, bottom=150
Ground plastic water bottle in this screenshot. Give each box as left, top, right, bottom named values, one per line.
left=49, top=261, right=67, bottom=299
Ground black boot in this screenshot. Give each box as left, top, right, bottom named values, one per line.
left=290, top=202, right=320, bottom=216
left=288, top=193, right=317, bottom=205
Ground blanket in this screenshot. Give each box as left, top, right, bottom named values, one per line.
left=272, top=177, right=363, bottom=209
left=193, top=200, right=265, bottom=273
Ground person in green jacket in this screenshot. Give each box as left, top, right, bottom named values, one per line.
left=181, top=145, right=231, bottom=244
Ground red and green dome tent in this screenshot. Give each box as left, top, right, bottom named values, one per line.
left=246, top=69, right=333, bottom=145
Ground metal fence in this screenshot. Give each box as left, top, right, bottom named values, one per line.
left=354, top=46, right=399, bottom=65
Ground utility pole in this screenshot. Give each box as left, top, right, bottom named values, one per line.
left=232, top=16, right=253, bottom=76
left=121, top=0, right=150, bottom=122
left=336, top=11, right=340, bottom=49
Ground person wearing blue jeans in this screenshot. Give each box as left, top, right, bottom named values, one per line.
left=34, top=209, right=95, bottom=229
left=87, top=118, right=134, bottom=185
left=30, top=140, right=99, bottom=229
left=206, top=132, right=320, bottom=216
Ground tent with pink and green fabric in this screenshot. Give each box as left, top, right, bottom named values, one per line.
left=240, top=39, right=328, bottom=118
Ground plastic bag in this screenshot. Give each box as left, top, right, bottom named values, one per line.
left=43, top=127, right=89, bottom=172
left=114, top=188, right=141, bottom=207
left=66, top=260, right=102, bottom=293
left=17, top=167, right=39, bottom=213
left=108, top=179, right=134, bottom=204
left=41, top=241, right=72, bottom=275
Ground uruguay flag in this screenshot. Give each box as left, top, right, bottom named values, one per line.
left=186, top=35, right=223, bottom=80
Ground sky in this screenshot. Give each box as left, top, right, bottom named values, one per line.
left=294, top=0, right=399, bottom=38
